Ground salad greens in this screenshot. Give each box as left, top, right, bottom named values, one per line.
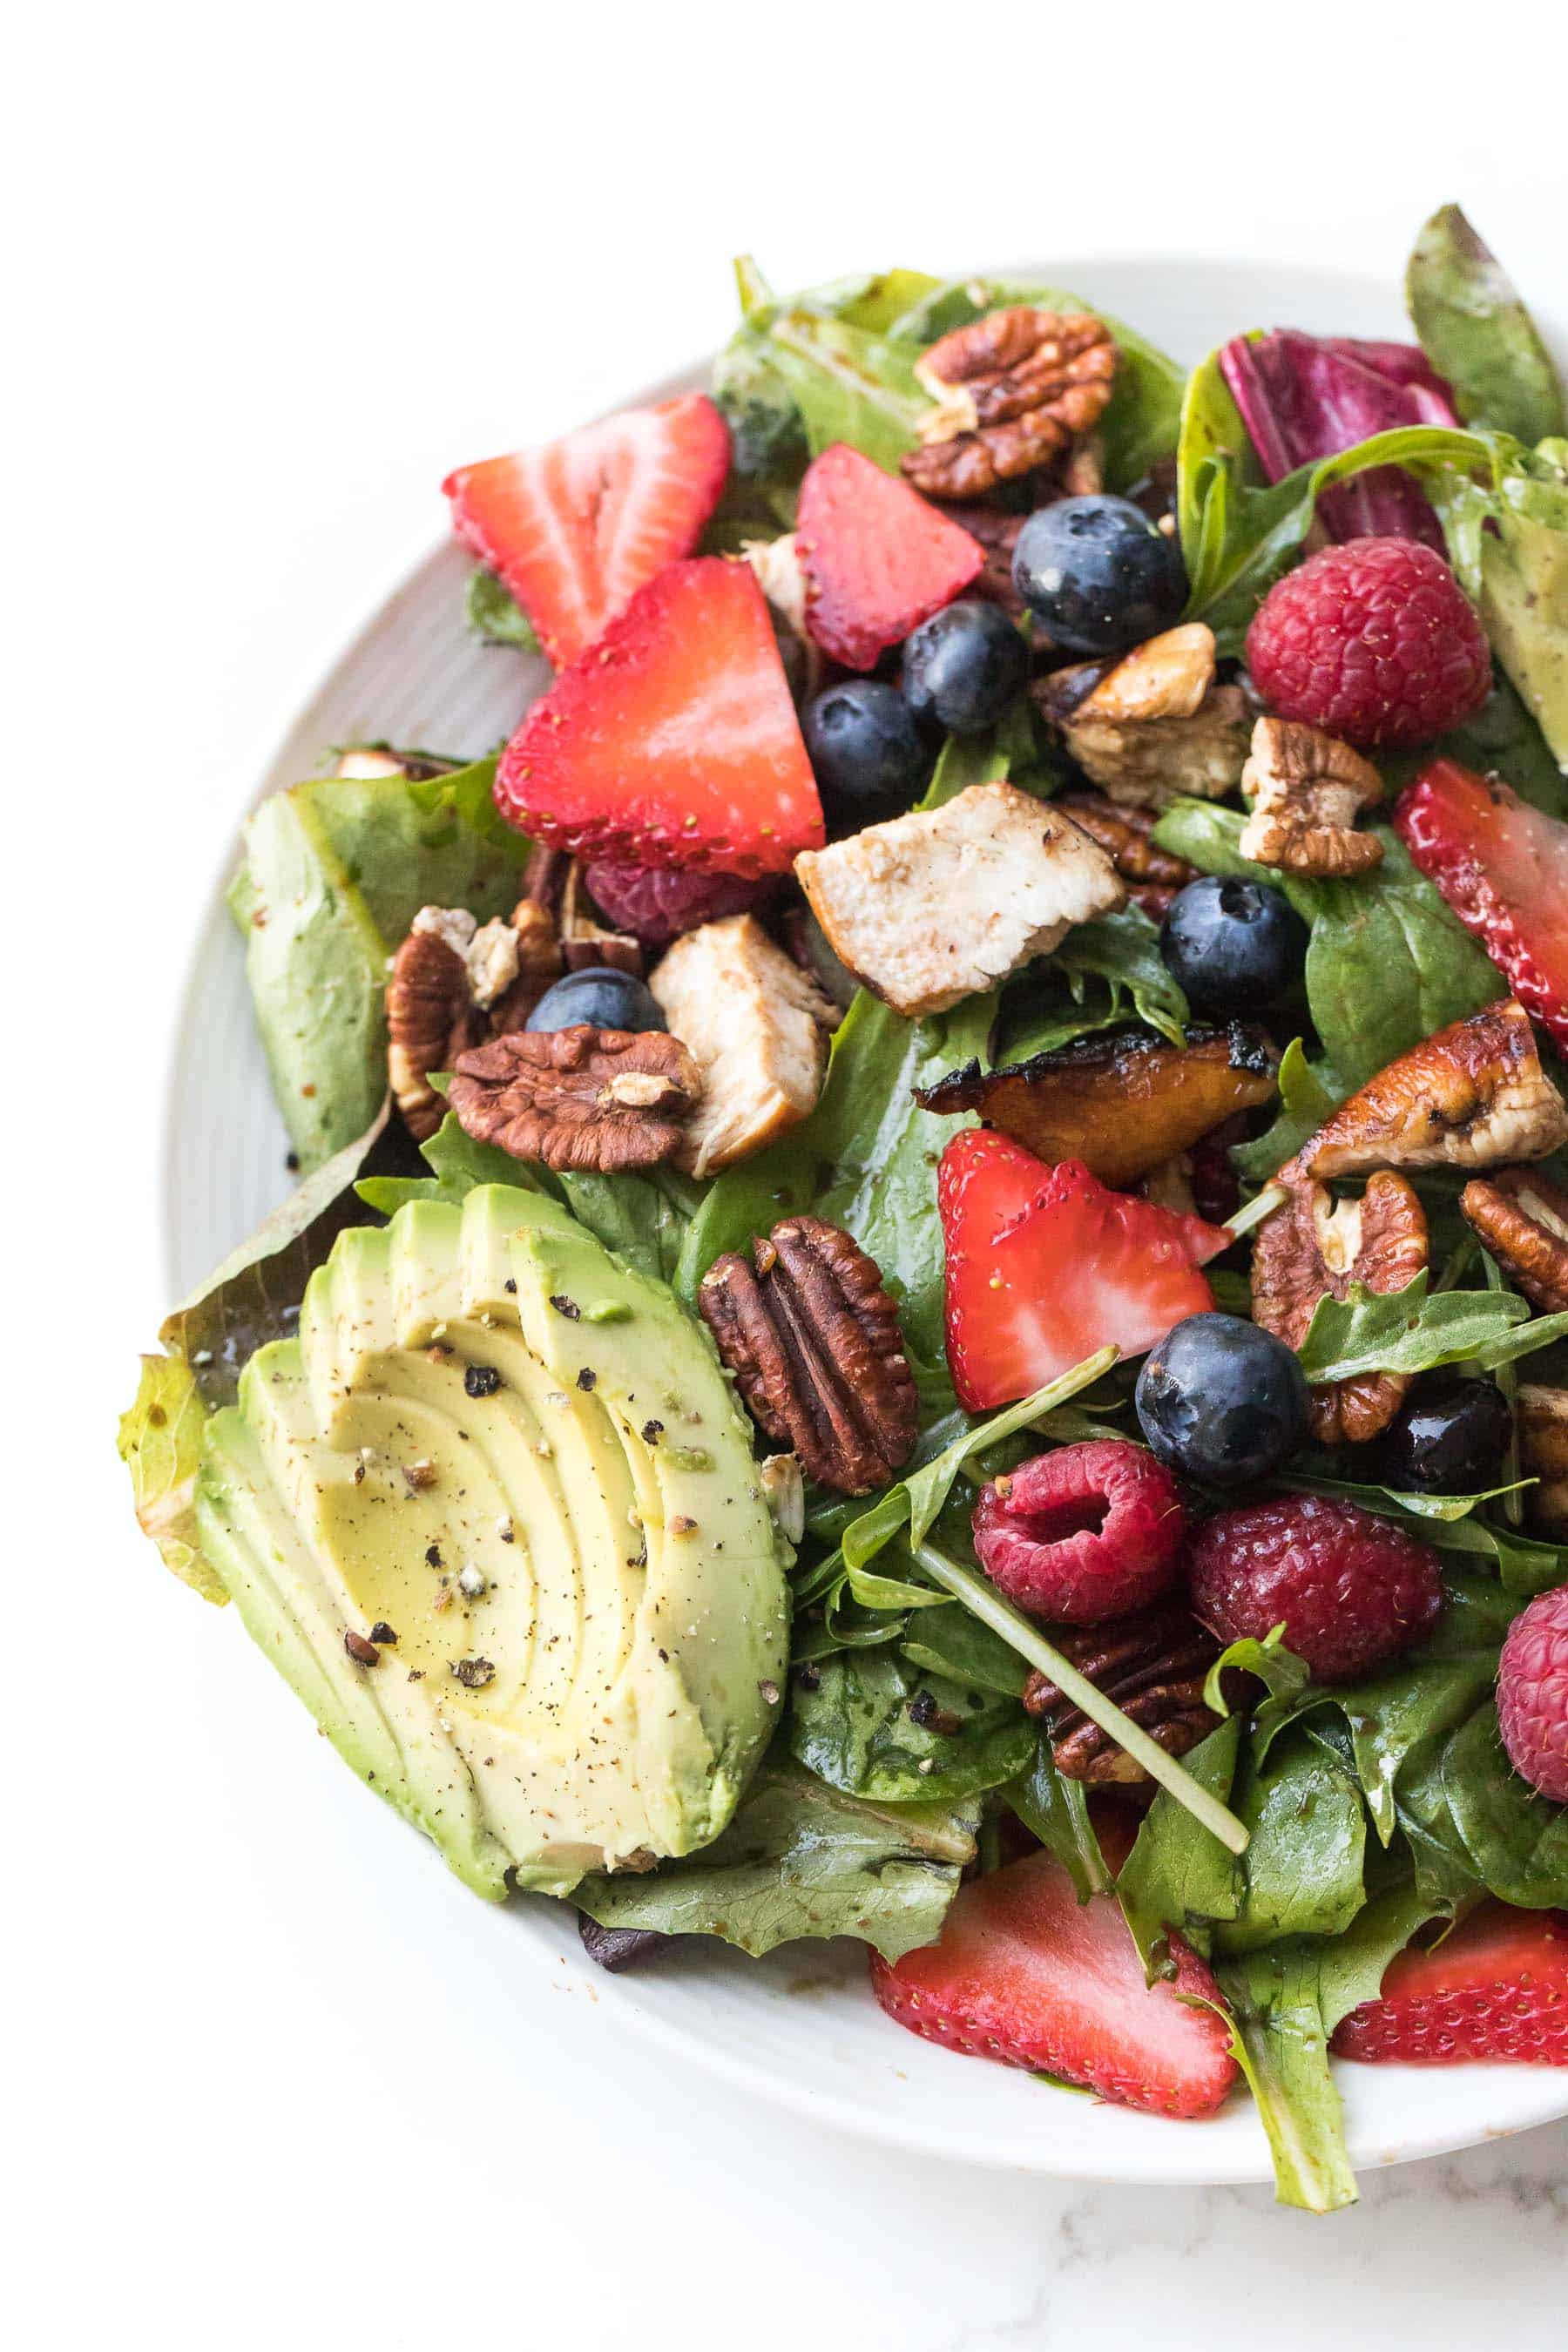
left=125, top=207, right=1568, bottom=2216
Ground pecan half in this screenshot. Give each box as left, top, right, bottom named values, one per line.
left=901, top=310, right=1117, bottom=500
left=1518, top=1386, right=1568, bottom=1534
left=698, top=1217, right=917, bottom=1495
left=1033, top=624, right=1249, bottom=808
left=1057, top=790, right=1199, bottom=917
left=1022, top=1603, right=1224, bottom=1785
left=448, top=1027, right=702, bottom=1173
left=1461, top=1167, right=1568, bottom=1310
left=1296, top=1002, right=1568, bottom=1179
left=1252, top=1173, right=1429, bottom=1443
left=1239, top=718, right=1386, bottom=876
left=386, top=916, right=489, bottom=1141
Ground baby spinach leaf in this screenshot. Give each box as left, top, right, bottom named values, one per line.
left=1395, top=675, right=1568, bottom=821
left=788, top=1650, right=1036, bottom=1804
left=1152, top=804, right=1504, bottom=1175
left=1212, top=1727, right=1367, bottom=1957
left=572, top=1760, right=978, bottom=1963
left=1406, top=204, right=1565, bottom=446
left=1440, top=1702, right=1568, bottom=1906
left=1004, top=1735, right=1112, bottom=1903
left=1117, top=1716, right=1246, bottom=1966
left=465, top=567, right=543, bottom=654
left=1051, top=904, right=1188, bottom=1046
left=900, top=1603, right=1029, bottom=1699
left=1294, top=1272, right=1530, bottom=1385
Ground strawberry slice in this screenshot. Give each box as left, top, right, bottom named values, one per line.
left=1395, top=760, right=1568, bottom=1054
left=796, top=443, right=984, bottom=671
left=870, top=1848, right=1238, bottom=2117
left=938, top=1131, right=1226, bottom=1412
left=493, top=558, right=824, bottom=877
left=1331, top=1902, right=1568, bottom=2065
left=443, top=393, right=730, bottom=668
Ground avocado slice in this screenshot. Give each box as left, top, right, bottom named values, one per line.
left=197, top=1186, right=790, bottom=1898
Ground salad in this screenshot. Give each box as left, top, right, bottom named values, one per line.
left=121, top=203, right=1568, bottom=2213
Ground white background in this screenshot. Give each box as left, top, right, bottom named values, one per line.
left=12, top=5, right=1567, bottom=2346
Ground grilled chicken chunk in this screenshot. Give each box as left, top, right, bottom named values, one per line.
left=794, top=781, right=1124, bottom=1020
left=650, top=915, right=837, bottom=1178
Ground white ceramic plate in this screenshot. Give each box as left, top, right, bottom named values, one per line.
left=162, top=259, right=1568, bottom=2184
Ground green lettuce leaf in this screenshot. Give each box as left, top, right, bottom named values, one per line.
left=1433, top=436, right=1568, bottom=772
left=1406, top=204, right=1565, bottom=445
left=120, top=1109, right=394, bottom=1598
left=572, top=1759, right=978, bottom=1963
left=231, top=761, right=526, bottom=1167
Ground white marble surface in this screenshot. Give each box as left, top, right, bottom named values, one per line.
left=17, top=8, right=1565, bottom=2344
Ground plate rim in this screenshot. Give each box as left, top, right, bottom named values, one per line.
left=159, top=252, right=1568, bottom=2183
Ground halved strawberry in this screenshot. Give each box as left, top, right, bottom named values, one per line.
left=938, top=1131, right=1227, bottom=1412
left=870, top=1848, right=1238, bottom=2118
left=1395, top=760, right=1568, bottom=1053
left=796, top=443, right=984, bottom=671
left=443, top=393, right=730, bottom=668
left=1331, top=1901, right=1568, bottom=2065
left=493, top=558, right=823, bottom=877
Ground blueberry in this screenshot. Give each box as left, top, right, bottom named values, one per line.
left=526, top=966, right=666, bottom=1034
left=802, top=679, right=934, bottom=833
left=1159, top=875, right=1308, bottom=1015
left=899, top=600, right=1029, bottom=736
left=1380, top=1372, right=1512, bottom=1495
left=1012, top=495, right=1187, bottom=655
left=1136, top=1313, right=1309, bottom=1487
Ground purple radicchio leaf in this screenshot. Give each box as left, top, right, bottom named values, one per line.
left=1219, top=330, right=1461, bottom=548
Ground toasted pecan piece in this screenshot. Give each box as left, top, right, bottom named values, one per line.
left=1461, top=1167, right=1568, bottom=1310
left=1057, top=790, right=1199, bottom=919
left=698, top=1217, right=917, bottom=1495
left=902, top=309, right=1117, bottom=499
left=1252, top=1172, right=1429, bottom=1444
left=1239, top=718, right=1385, bottom=877
left=1518, top=1386, right=1568, bottom=1534
left=448, top=1027, right=702, bottom=1173
left=1296, top=1001, right=1568, bottom=1179
left=1033, top=624, right=1250, bottom=809
left=1021, top=1603, right=1225, bottom=1785
left=915, top=1023, right=1278, bottom=1190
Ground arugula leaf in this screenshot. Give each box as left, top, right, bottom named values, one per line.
left=1051, top=904, right=1188, bottom=1047
left=464, top=568, right=544, bottom=655
left=788, top=1649, right=1036, bottom=1804
left=1204, top=1627, right=1310, bottom=1715
left=1294, top=1272, right=1530, bottom=1385
left=1406, top=204, right=1565, bottom=445
left=232, top=764, right=526, bottom=1167
left=1281, top=1471, right=1567, bottom=1598
left=1217, top=1881, right=1436, bottom=2213
left=120, top=1108, right=394, bottom=1598
left=572, top=1759, right=978, bottom=1963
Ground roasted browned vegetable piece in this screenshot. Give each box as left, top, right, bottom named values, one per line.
left=915, top=1024, right=1278, bottom=1188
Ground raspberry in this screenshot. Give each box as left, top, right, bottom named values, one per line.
left=1186, top=1494, right=1443, bottom=1680
left=1497, top=1583, right=1568, bottom=1800
left=1246, top=539, right=1491, bottom=749
left=582, top=860, right=769, bottom=947
left=971, top=1439, right=1188, bottom=1623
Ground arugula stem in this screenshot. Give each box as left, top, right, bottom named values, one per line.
left=911, top=1542, right=1251, bottom=1855
left=1226, top=1184, right=1287, bottom=1240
